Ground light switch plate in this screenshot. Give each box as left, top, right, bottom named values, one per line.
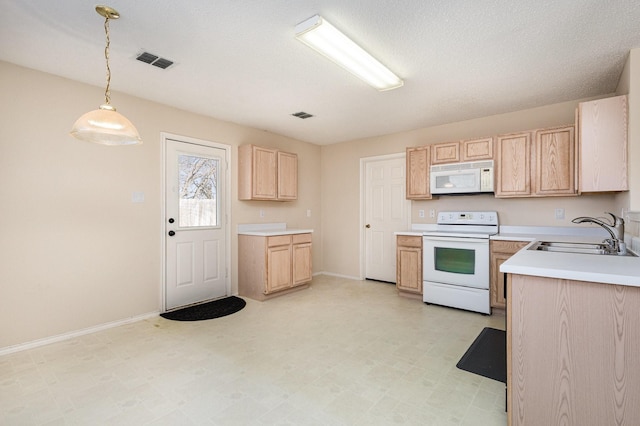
left=131, top=191, right=145, bottom=203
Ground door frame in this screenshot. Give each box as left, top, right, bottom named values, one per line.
left=161, top=132, right=232, bottom=312
left=359, top=152, right=412, bottom=281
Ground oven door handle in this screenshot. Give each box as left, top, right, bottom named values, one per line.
left=423, top=236, right=488, bottom=244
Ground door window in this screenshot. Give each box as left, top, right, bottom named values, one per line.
left=178, top=154, right=219, bottom=228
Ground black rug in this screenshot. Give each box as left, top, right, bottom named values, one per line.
left=456, top=327, right=506, bottom=383
left=160, top=296, right=246, bottom=321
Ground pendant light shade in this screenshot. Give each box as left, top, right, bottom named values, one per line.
left=70, top=5, right=142, bottom=145
left=71, top=104, right=142, bottom=145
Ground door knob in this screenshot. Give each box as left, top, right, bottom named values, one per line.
left=168, top=230, right=175, bottom=236
left=168, top=218, right=175, bottom=224
left=365, top=224, right=371, bottom=228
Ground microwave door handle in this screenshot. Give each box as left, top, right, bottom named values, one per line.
left=423, top=236, right=488, bottom=244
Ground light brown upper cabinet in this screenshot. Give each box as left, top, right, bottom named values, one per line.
left=578, top=95, right=628, bottom=192
left=495, top=132, right=532, bottom=197
left=276, top=151, right=298, bottom=200
left=238, top=144, right=298, bottom=201
left=533, top=125, right=576, bottom=196
left=431, top=138, right=493, bottom=165
left=406, top=146, right=432, bottom=200
left=431, top=141, right=460, bottom=164
left=461, top=137, right=493, bottom=162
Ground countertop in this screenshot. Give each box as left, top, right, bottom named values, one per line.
left=237, top=222, right=313, bottom=236
left=501, top=242, right=640, bottom=287
left=497, top=225, right=640, bottom=287
left=399, top=224, right=640, bottom=287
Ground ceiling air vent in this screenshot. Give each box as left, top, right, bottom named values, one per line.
left=136, top=51, right=174, bottom=69
left=292, top=111, right=314, bottom=119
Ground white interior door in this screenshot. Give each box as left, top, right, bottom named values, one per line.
left=364, top=155, right=410, bottom=282
left=165, top=138, right=229, bottom=310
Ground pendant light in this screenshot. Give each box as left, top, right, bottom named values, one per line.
left=70, top=5, right=142, bottom=145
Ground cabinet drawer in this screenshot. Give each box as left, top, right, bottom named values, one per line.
left=491, top=240, right=529, bottom=254
left=292, top=233, right=312, bottom=244
left=397, top=235, right=422, bottom=248
left=267, top=235, right=292, bottom=247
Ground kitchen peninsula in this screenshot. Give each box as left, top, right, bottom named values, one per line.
left=501, top=243, right=640, bottom=425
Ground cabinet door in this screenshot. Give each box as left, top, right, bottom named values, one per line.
left=292, top=242, right=312, bottom=286
left=431, top=141, right=460, bottom=164
left=277, top=151, right=298, bottom=200
left=396, top=236, right=422, bottom=294
left=579, top=95, right=628, bottom=192
left=490, top=240, right=528, bottom=309
left=495, top=132, right=531, bottom=197
left=461, top=137, right=493, bottom=161
left=252, top=146, right=278, bottom=200
left=266, top=244, right=292, bottom=293
left=396, top=246, right=422, bottom=293
left=490, top=253, right=510, bottom=309
left=534, top=126, right=576, bottom=196
left=406, top=146, right=431, bottom=200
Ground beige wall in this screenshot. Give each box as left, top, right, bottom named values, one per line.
left=0, top=61, right=321, bottom=349
left=321, top=98, right=624, bottom=279
left=3, top=50, right=637, bottom=349
left=613, top=48, right=640, bottom=238
left=619, top=49, right=640, bottom=238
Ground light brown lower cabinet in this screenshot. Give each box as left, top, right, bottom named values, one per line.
left=489, top=240, right=529, bottom=309
left=507, top=274, right=640, bottom=425
left=239, top=233, right=312, bottom=301
left=396, top=235, right=422, bottom=299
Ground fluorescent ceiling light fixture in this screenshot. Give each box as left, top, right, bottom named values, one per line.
left=295, top=15, right=403, bottom=91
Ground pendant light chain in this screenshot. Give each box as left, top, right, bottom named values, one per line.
left=103, top=16, right=112, bottom=106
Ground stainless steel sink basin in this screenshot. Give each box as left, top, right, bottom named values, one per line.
left=528, top=241, right=638, bottom=257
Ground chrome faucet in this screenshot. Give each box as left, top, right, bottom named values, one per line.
left=571, top=212, right=626, bottom=255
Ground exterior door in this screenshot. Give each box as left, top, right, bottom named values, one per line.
left=364, top=155, right=411, bottom=282
left=165, top=137, right=229, bottom=310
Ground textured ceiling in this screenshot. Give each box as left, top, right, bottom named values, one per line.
left=1, top=0, right=640, bottom=145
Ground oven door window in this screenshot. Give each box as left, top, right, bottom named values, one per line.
left=434, top=247, right=475, bottom=274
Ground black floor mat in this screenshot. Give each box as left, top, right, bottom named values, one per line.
left=456, top=327, right=506, bottom=383
left=160, top=296, right=246, bottom=321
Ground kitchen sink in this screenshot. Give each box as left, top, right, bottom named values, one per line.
left=528, top=241, right=638, bottom=257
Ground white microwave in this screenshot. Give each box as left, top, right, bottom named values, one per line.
left=430, top=160, right=494, bottom=195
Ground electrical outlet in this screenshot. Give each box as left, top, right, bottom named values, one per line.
left=429, top=209, right=436, bottom=218
left=555, top=208, right=565, bottom=220
left=259, top=209, right=265, bottom=218
left=419, top=210, right=425, bottom=218
left=307, top=209, right=311, bottom=217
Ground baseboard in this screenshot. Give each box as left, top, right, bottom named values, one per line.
left=0, top=311, right=159, bottom=357
left=313, top=271, right=362, bottom=281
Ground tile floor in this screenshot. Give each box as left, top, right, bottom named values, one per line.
left=1, top=275, right=507, bottom=425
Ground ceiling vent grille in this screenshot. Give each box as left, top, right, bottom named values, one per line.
left=135, top=51, right=174, bottom=69
left=292, top=111, right=314, bottom=119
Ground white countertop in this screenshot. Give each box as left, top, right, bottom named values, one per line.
left=237, top=222, right=313, bottom=236
left=501, top=240, right=640, bottom=287
left=403, top=223, right=640, bottom=287
left=495, top=225, right=640, bottom=287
